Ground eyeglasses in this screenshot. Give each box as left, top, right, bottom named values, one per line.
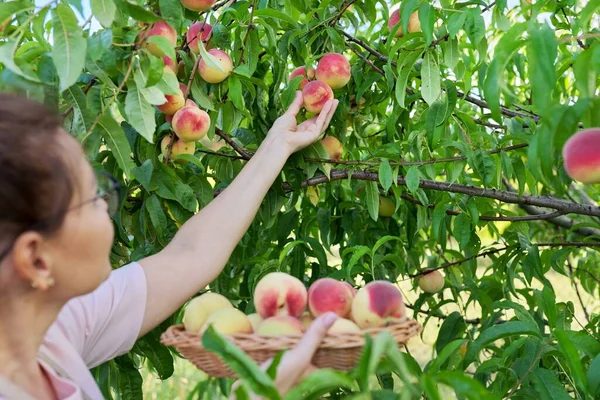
left=0, top=172, right=121, bottom=263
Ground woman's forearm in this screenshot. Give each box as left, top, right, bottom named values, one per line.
left=138, top=134, right=291, bottom=335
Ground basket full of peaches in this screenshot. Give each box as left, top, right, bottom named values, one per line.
left=161, top=272, right=421, bottom=377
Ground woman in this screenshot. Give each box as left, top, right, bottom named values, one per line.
left=0, top=91, right=339, bottom=399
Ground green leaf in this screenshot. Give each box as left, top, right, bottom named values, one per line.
left=587, top=354, right=600, bottom=395
left=466, top=321, right=541, bottom=362
left=435, top=312, right=466, bottom=354
left=52, top=4, right=87, bottom=91
left=90, top=0, right=116, bottom=27
left=372, top=236, right=401, bottom=255
left=554, top=329, right=587, bottom=395
left=427, top=339, right=468, bottom=373
left=418, top=3, right=435, bottom=46
left=254, top=8, right=297, bottom=26
left=527, top=22, right=557, bottom=116
left=146, top=36, right=176, bottom=64
left=202, top=326, right=281, bottom=400
left=0, top=39, right=40, bottom=81
left=531, top=368, right=572, bottom=400
left=94, top=115, right=135, bottom=178
left=145, top=195, right=167, bottom=238
left=464, top=8, right=485, bottom=46
left=115, top=355, right=143, bottom=400
left=453, top=213, right=471, bottom=250
left=406, top=166, right=420, bottom=194
left=0, top=2, right=34, bottom=26
left=365, top=181, right=379, bottom=221
left=198, top=41, right=226, bottom=74
left=125, top=81, right=157, bottom=143
left=395, top=49, right=423, bottom=108
left=379, top=159, right=393, bottom=192
left=421, top=52, right=441, bottom=105
left=159, top=0, right=183, bottom=31
left=132, top=160, right=153, bottom=191
left=443, top=38, right=459, bottom=69
left=435, top=371, right=499, bottom=400
left=228, top=74, right=244, bottom=110
left=284, top=369, right=354, bottom=400
left=447, top=11, right=466, bottom=38
left=113, top=0, right=160, bottom=22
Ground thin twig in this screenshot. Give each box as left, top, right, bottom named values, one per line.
left=568, top=261, right=591, bottom=322
left=214, top=128, right=253, bottom=160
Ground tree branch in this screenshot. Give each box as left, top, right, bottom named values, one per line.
left=214, top=128, right=253, bottom=160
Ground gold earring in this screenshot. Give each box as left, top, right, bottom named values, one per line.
left=31, top=281, right=39, bottom=289
left=47, top=277, right=55, bottom=287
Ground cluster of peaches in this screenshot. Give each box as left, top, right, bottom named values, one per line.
left=138, top=20, right=232, bottom=159
left=183, top=272, right=412, bottom=336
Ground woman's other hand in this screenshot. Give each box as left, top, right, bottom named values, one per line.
left=267, top=91, right=339, bottom=156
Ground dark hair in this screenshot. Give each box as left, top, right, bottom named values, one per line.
left=0, top=93, right=76, bottom=245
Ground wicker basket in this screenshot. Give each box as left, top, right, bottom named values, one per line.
left=160, top=319, right=421, bottom=378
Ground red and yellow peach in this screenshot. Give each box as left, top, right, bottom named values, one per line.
left=172, top=105, right=211, bottom=142
left=255, top=316, right=305, bottom=336
left=302, top=80, right=334, bottom=113
left=351, top=281, right=406, bottom=329
left=180, top=0, right=215, bottom=12
left=388, top=10, right=421, bottom=38
left=187, top=22, right=213, bottom=53
left=289, top=66, right=315, bottom=89
left=418, top=270, right=445, bottom=293
left=198, top=49, right=233, bottom=83
left=315, top=53, right=351, bottom=89
left=253, top=272, right=308, bottom=319
left=141, top=21, right=177, bottom=58
left=562, top=128, right=600, bottom=184
left=308, top=278, right=354, bottom=318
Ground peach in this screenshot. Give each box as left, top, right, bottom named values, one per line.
left=187, top=22, right=213, bottom=53
left=388, top=10, right=421, bottom=38
left=379, top=196, right=395, bottom=217
left=255, top=316, right=305, bottom=336
left=308, top=278, right=354, bottom=318
left=300, top=311, right=314, bottom=329
left=321, top=136, right=343, bottom=161
left=289, top=66, right=315, bottom=89
left=161, top=134, right=196, bottom=158
left=418, top=270, right=445, bottom=293
left=183, top=292, right=232, bottom=332
left=172, top=105, right=211, bottom=142
left=180, top=0, right=215, bottom=11
left=247, top=313, right=263, bottom=331
left=315, top=53, right=351, bottom=89
left=157, top=74, right=185, bottom=115
left=141, top=21, right=177, bottom=58
left=351, top=281, right=406, bottom=329
left=198, top=49, right=233, bottom=83
left=253, top=272, right=308, bottom=319
left=562, top=128, right=600, bottom=183
left=302, top=80, right=334, bottom=114
left=328, top=318, right=361, bottom=334
left=201, top=308, right=253, bottom=334
left=342, top=282, right=357, bottom=296
left=163, top=56, right=177, bottom=73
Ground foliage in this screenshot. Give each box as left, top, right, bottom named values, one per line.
left=2, top=0, right=600, bottom=398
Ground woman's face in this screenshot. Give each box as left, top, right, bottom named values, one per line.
left=47, top=131, right=115, bottom=298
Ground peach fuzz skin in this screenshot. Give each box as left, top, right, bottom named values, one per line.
left=198, top=49, right=233, bottom=84
left=418, top=270, right=445, bottom=293
left=172, top=106, right=211, bottom=142
left=289, top=66, right=315, bottom=89
left=351, top=281, right=406, bottom=329
left=141, top=21, right=177, bottom=57
left=302, top=81, right=334, bottom=114
left=180, top=0, right=215, bottom=12
left=315, top=53, right=351, bottom=89
left=187, top=22, right=213, bottom=53
left=321, top=136, right=343, bottom=161
left=308, top=278, right=353, bottom=318
left=201, top=308, right=253, bottom=334
left=253, top=272, right=307, bottom=319
left=160, top=135, right=195, bottom=158
left=388, top=10, right=421, bottom=38
left=255, top=316, right=305, bottom=336
left=562, top=128, right=600, bottom=184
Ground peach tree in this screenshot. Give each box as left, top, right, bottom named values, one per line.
left=1, top=0, right=600, bottom=398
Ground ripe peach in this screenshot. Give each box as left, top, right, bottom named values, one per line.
left=187, top=22, right=213, bottom=53
left=161, top=134, right=196, bottom=158
left=315, top=53, right=351, bottom=89
left=201, top=308, right=253, bottom=334
left=562, top=128, right=600, bottom=183
left=379, top=196, right=395, bottom=217
left=302, top=80, right=334, bottom=114
left=300, top=311, right=314, bottom=329
left=308, top=278, right=354, bottom=318
left=328, top=318, right=361, bottom=334
left=289, top=66, right=315, bottom=89
left=157, top=76, right=185, bottom=115
left=321, top=136, right=343, bottom=161
left=253, top=272, right=308, bottom=319
left=180, top=0, right=215, bottom=11
left=388, top=10, right=421, bottom=38
left=141, top=21, right=177, bottom=58
left=247, top=313, right=263, bottom=331
left=198, top=49, right=233, bottom=83
left=351, top=281, right=406, bottom=329
left=418, top=270, right=445, bottom=293
left=342, top=282, right=357, bottom=296
left=163, top=56, right=177, bottom=73
left=183, top=292, right=232, bottom=332
left=172, top=105, right=211, bottom=142
left=255, top=316, right=305, bottom=336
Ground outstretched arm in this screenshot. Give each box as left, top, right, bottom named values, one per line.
left=137, top=93, right=338, bottom=336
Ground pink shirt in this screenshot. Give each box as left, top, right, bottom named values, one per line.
left=0, top=262, right=147, bottom=400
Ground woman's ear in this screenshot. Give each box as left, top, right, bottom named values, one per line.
left=11, top=231, right=55, bottom=291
